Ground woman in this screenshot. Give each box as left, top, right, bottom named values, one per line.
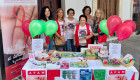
left=65, top=8, right=78, bottom=51
left=92, top=9, right=107, bottom=44
left=55, top=8, right=67, bottom=51
left=40, top=6, right=53, bottom=52
left=74, top=15, right=93, bottom=52
left=82, top=6, right=94, bottom=28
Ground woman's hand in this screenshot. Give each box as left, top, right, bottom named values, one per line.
left=74, top=41, right=76, bottom=46
left=60, top=36, right=66, bottom=44
left=43, top=42, right=48, bottom=48
left=94, top=33, right=99, bottom=36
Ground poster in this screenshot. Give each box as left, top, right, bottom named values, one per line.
left=60, top=69, right=80, bottom=80
left=94, top=69, right=106, bottom=80
left=80, top=69, right=92, bottom=80
left=0, top=0, right=38, bottom=79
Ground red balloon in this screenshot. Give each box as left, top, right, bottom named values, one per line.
left=116, top=23, right=133, bottom=41
left=22, top=20, right=31, bottom=36
left=107, top=15, right=122, bottom=36
left=123, top=20, right=136, bottom=32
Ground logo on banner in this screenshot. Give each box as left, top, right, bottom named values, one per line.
left=109, top=70, right=126, bottom=75
left=90, top=46, right=101, bottom=49
left=28, top=71, right=46, bottom=75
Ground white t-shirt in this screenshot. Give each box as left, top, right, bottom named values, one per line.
left=65, top=18, right=78, bottom=39
left=74, top=25, right=92, bottom=46
left=58, top=21, right=67, bottom=41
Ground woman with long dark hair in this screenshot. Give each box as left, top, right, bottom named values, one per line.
left=40, top=6, right=53, bottom=52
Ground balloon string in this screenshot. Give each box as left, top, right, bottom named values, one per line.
left=13, top=6, right=28, bottom=46
left=13, top=6, right=25, bottom=26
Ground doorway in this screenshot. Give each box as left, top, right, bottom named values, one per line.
left=38, top=0, right=61, bottom=20
left=97, top=0, right=119, bottom=19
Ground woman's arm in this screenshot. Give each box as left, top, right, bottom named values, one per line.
left=55, top=32, right=66, bottom=43
left=55, top=32, right=61, bottom=39
left=85, top=33, right=93, bottom=40
left=73, top=35, right=76, bottom=46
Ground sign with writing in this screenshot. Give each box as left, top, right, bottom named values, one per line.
left=109, top=70, right=126, bottom=75
left=32, top=39, right=43, bottom=52
left=88, top=44, right=103, bottom=52
left=109, top=43, right=121, bottom=59
left=28, top=70, right=46, bottom=75
left=29, top=53, right=35, bottom=61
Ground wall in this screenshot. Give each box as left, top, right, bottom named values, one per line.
left=61, top=0, right=93, bottom=19
left=119, top=0, right=133, bottom=21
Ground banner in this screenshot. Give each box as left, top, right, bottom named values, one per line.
left=0, top=0, right=37, bottom=79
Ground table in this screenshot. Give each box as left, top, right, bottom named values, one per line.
left=22, top=59, right=139, bottom=80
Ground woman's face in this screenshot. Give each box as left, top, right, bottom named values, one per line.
left=85, top=8, right=90, bottom=15
left=80, top=17, right=86, bottom=25
left=68, top=10, right=74, bottom=18
left=96, top=10, right=101, bottom=18
left=45, top=8, right=50, bottom=17
left=58, top=10, right=63, bottom=18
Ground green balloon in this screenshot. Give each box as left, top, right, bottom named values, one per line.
left=49, top=35, right=53, bottom=40
left=39, top=20, right=46, bottom=35
left=99, top=20, right=109, bottom=36
left=29, top=20, right=44, bottom=37
left=44, top=20, right=58, bottom=36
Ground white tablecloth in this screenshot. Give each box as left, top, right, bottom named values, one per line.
left=22, top=59, right=139, bottom=80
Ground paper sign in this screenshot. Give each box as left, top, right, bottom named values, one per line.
left=81, top=48, right=88, bottom=53
left=29, top=53, right=35, bottom=62
left=88, top=44, right=103, bottom=52
left=32, top=39, right=43, bottom=52
left=94, top=69, right=106, bottom=80
left=79, top=38, right=86, bottom=44
left=109, top=43, right=121, bottom=59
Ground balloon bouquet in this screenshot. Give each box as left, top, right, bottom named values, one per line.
left=99, top=15, right=136, bottom=41
left=22, top=20, right=58, bottom=46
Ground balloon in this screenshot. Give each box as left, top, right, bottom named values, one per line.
left=22, top=20, right=31, bottom=37
left=107, top=15, right=122, bottom=36
left=99, top=20, right=109, bottom=36
left=29, top=20, right=44, bottom=37
left=49, top=35, right=53, bottom=40
left=123, top=20, right=136, bottom=32
left=44, top=20, right=58, bottom=36
left=39, top=20, right=46, bottom=35
left=116, top=23, right=133, bottom=41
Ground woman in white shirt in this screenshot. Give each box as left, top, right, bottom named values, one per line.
left=55, top=8, right=67, bottom=51
left=74, top=15, right=93, bottom=52
left=65, top=8, right=78, bottom=51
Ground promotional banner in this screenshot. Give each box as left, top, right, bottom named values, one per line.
left=0, top=0, right=38, bottom=80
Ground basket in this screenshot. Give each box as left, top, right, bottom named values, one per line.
left=85, top=50, right=96, bottom=60
left=120, top=61, right=135, bottom=67
left=110, top=59, right=121, bottom=67
left=112, top=64, right=120, bottom=67
left=86, top=55, right=96, bottom=60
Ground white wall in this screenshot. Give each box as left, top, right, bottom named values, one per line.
left=122, top=0, right=131, bottom=20
left=61, top=0, right=93, bottom=19
left=119, top=0, right=133, bottom=21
